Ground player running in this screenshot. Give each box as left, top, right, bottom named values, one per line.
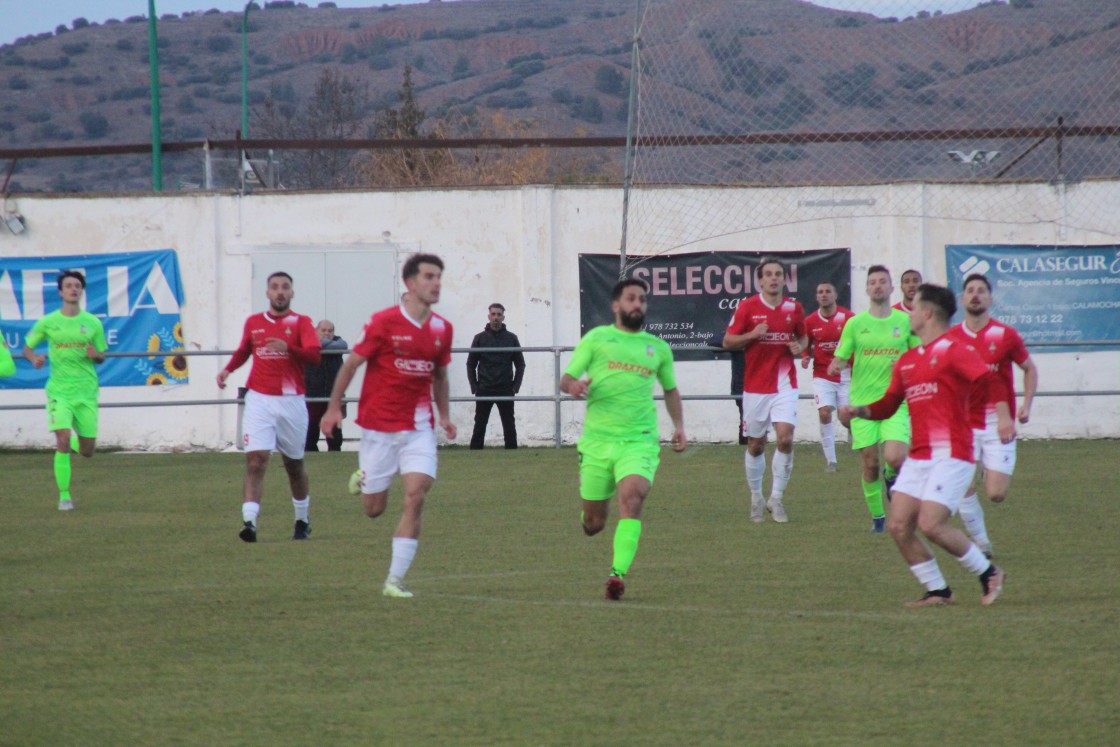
left=840, top=283, right=1008, bottom=607
left=218, top=271, right=322, bottom=542
left=801, top=280, right=853, bottom=472
left=22, top=270, right=107, bottom=511
left=722, top=257, right=807, bottom=524
left=947, top=273, right=1038, bottom=558
left=560, top=278, right=686, bottom=601
left=830, top=266, right=918, bottom=532
left=321, top=254, right=456, bottom=599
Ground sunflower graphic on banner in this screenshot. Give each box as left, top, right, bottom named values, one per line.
left=0, top=249, right=189, bottom=388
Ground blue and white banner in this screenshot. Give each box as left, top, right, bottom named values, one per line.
left=0, top=250, right=189, bottom=388
left=945, top=244, right=1120, bottom=352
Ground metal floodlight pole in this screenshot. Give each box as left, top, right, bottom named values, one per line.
left=147, top=0, right=163, bottom=191
left=617, top=0, right=645, bottom=277
left=241, top=2, right=254, bottom=169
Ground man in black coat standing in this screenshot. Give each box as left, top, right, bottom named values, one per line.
left=467, top=303, right=526, bottom=449
left=304, top=319, right=348, bottom=451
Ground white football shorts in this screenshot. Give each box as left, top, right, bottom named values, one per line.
left=242, top=390, right=308, bottom=459
left=892, top=457, right=975, bottom=512
left=356, top=428, right=438, bottom=494
left=812, top=377, right=850, bottom=411
left=741, top=389, right=799, bottom=439
left=972, top=411, right=1017, bottom=475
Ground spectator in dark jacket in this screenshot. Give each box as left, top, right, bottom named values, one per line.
left=305, top=319, right=348, bottom=451
left=467, top=304, right=526, bottom=449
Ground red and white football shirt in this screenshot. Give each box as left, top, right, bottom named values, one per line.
left=227, top=311, right=321, bottom=395
left=868, top=335, right=991, bottom=461
left=726, top=295, right=806, bottom=394
left=892, top=300, right=915, bottom=313
left=353, top=305, right=453, bottom=432
left=947, top=319, right=1030, bottom=426
left=802, top=306, right=852, bottom=383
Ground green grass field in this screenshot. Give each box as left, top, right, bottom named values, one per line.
left=2, top=441, right=1117, bottom=746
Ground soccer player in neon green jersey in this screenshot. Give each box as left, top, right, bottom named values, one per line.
left=22, top=270, right=108, bottom=511
left=829, top=265, right=918, bottom=532
left=0, top=333, right=16, bottom=378
left=560, top=278, right=687, bottom=601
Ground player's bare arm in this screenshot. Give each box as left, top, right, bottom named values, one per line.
left=663, top=387, right=688, bottom=452
left=1019, top=357, right=1038, bottom=424
left=22, top=345, right=46, bottom=369
left=560, top=373, right=591, bottom=399
left=787, top=334, right=808, bottom=356
left=321, top=351, right=366, bottom=435
left=432, top=365, right=457, bottom=440
left=827, top=356, right=850, bottom=377
left=86, top=344, right=105, bottom=364
left=995, top=400, right=1016, bottom=445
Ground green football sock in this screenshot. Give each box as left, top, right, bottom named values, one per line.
left=611, top=518, right=642, bottom=576
left=54, top=451, right=72, bottom=501
left=861, top=479, right=884, bottom=519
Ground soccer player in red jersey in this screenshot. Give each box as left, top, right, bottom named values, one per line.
left=217, top=272, right=322, bottom=542
left=892, top=269, right=922, bottom=313
left=800, top=280, right=852, bottom=471
left=840, top=284, right=1009, bottom=607
left=947, top=273, right=1038, bottom=558
left=722, top=256, right=807, bottom=524
left=321, top=254, right=456, bottom=599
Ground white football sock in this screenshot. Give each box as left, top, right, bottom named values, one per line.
left=388, top=537, right=419, bottom=581
left=292, top=496, right=310, bottom=522
left=958, top=491, right=990, bottom=547
left=770, top=450, right=793, bottom=498
left=745, top=451, right=765, bottom=495
left=957, top=543, right=991, bottom=575
left=242, top=501, right=260, bottom=525
left=909, top=558, right=948, bottom=591
left=820, top=422, right=836, bottom=463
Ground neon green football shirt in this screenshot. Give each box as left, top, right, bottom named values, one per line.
left=833, top=309, right=918, bottom=405
left=0, top=341, right=15, bottom=378
left=25, top=310, right=107, bottom=398
left=564, top=324, right=677, bottom=442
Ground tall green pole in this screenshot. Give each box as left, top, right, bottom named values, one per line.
left=241, top=3, right=253, bottom=145
left=147, top=0, right=163, bottom=191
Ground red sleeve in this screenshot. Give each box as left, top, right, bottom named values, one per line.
left=223, top=319, right=253, bottom=374
left=1008, top=327, right=1030, bottom=366
left=793, top=303, right=806, bottom=337
left=288, top=316, right=322, bottom=365
left=437, top=322, right=453, bottom=367
left=865, top=364, right=906, bottom=420
left=726, top=302, right=752, bottom=336
left=956, top=344, right=991, bottom=384
left=353, top=315, right=380, bottom=359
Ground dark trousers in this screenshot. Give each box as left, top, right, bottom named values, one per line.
left=735, top=394, right=749, bottom=446
left=306, top=401, right=343, bottom=452
left=470, top=393, right=517, bottom=449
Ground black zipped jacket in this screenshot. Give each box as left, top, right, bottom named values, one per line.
left=466, top=324, right=526, bottom=395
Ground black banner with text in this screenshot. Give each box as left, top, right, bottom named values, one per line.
left=578, top=249, right=852, bottom=361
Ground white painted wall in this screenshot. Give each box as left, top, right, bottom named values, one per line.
left=2, top=181, right=1118, bottom=450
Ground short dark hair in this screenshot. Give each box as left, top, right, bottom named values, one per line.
left=488, top=303, right=506, bottom=313
left=963, top=273, right=992, bottom=292
left=915, top=283, right=956, bottom=322
left=816, top=280, right=836, bottom=292
left=402, top=253, right=444, bottom=282
left=867, top=264, right=891, bottom=280
left=900, top=269, right=923, bottom=282
left=57, top=270, right=86, bottom=290
left=611, top=277, right=649, bottom=301
left=755, top=256, right=786, bottom=279
left=266, top=271, right=293, bottom=285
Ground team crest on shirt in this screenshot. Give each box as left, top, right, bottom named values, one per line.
left=785, top=314, right=792, bottom=323
left=80, top=325, right=88, bottom=335
left=892, top=328, right=900, bottom=337
left=989, top=342, right=997, bottom=353
left=646, top=345, right=654, bottom=357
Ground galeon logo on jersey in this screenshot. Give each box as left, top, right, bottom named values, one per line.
left=906, top=382, right=939, bottom=398
left=395, top=358, right=435, bottom=374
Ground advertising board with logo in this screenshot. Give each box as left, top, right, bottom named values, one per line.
left=945, top=245, right=1120, bottom=352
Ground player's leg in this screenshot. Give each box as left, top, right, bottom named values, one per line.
left=609, top=442, right=659, bottom=585
left=851, top=419, right=885, bottom=529
left=277, top=397, right=312, bottom=539
left=353, top=429, right=398, bottom=518
left=47, top=397, right=77, bottom=508
left=880, top=408, right=910, bottom=499
left=71, top=398, right=98, bottom=458
left=496, top=398, right=518, bottom=449
left=813, top=379, right=839, bottom=469
left=888, top=460, right=952, bottom=606
left=382, top=430, right=439, bottom=597
left=768, top=421, right=795, bottom=523
left=238, top=391, right=278, bottom=541
left=577, top=439, right=614, bottom=535
left=469, top=398, right=494, bottom=450
left=742, top=393, right=771, bottom=522
left=915, top=458, right=1005, bottom=605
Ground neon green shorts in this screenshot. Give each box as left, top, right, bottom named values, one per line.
left=47, top=395, right=99, bottom=438
left=577, top=437, right=660, bottom=501
left=851, top=405, right=909, bottom=451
